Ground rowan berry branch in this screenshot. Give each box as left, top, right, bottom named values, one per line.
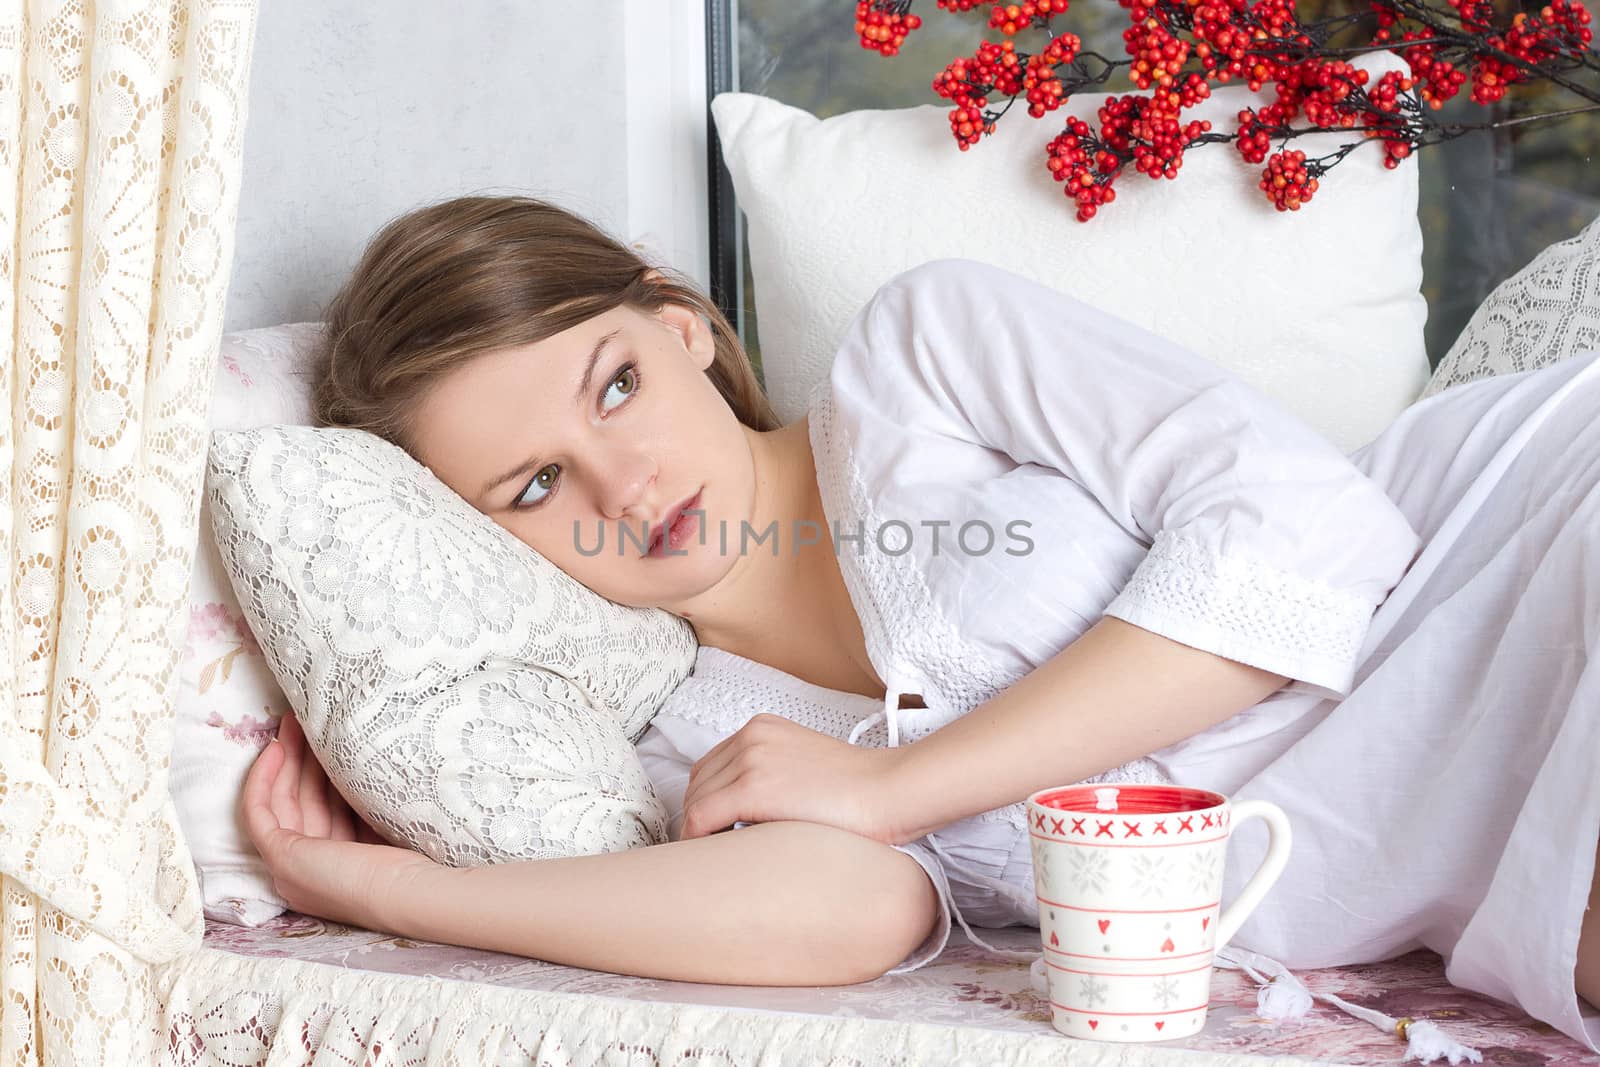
left=852, top=0, right=1598, bottom=218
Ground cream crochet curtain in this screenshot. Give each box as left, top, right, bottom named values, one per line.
left=0, top=1, right=256, bottom=1062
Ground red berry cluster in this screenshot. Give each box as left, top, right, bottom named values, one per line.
left=1285, top=60, right=1370, bottom=128
left=932, top=39, right=1026, bottom=147
left=1384, top=33, right=1467, bottom=107
left=1235, top=110, right=1275, bottom=163
left=1367, top=70, right=1421, bottom=168
left=855, top=0, right=923, bottom=57
left=1124, top=14, right=1192, bottom=90
left=1044, top=80, right=1214, bottom=217
left=1260, top=149, right=1320, bottom=210
left=1045, top=116, right=1121, bottom=219
left=1022, top=35, right=1081, bottom=115
left=1191, top=0, right=1267, bottom=86
left=1117, top=94, right=1215, bottom=178
left=1189, top=0, right=1310, bottom=89
left=990, top=0, right=1069, bottom=36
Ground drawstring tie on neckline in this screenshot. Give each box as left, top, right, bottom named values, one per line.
left=850, top=669, right=1481, bottom=1063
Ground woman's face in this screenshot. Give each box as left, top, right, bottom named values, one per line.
left=408, top=295, right=754, bottom=610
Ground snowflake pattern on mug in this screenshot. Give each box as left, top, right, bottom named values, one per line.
left=1033, top=846, right=1055, bottom=897
left=1066, top=848, right=1111, bottom=893
left=1186, top=847, right=1222, bottom=896
left=1128, top=852, right=1173, bottom=899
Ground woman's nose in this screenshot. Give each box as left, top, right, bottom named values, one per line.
left=595, top=444, right=658, bottom=521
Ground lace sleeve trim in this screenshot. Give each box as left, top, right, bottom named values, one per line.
left=1104, top=528, right=1377, bottom=694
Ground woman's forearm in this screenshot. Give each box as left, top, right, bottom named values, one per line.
left=889, top=616, right=1288, bottom=843
left=382, top=820, right=939, bottom=985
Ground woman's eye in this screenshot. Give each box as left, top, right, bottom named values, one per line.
left=516, top=464, right=560, bottom=509
left=601, top=362, right=639, bottom=412
left=514, top=363, right=637, bottom=512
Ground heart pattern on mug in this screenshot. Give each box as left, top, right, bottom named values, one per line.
left=1050, top=931, right=1060, bottom=947
left=1098, top=919, right=1111, bottom=933
left=1203, top=917, right=1211, bottom=930
left=1160, top=937, right=1176, bottom=953
left=1088, top=1020, right=1099, bottom=1031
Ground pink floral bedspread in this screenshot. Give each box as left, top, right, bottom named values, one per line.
left=204, top=916, right=1595, bottom=1064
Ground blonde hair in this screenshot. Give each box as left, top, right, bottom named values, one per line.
left=312, top=195, right=778, bottom=449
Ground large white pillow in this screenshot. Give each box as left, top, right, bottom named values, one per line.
left=1422, top=211, right=1600, bottom=397
left=204, top=422, right=697, bottom=873
left=713, top=52, right=1428, bottom=454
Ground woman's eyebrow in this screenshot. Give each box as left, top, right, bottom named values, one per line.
left=479, top=328, right=625, bottom=500
left=572, top=328, right=623, bottom=406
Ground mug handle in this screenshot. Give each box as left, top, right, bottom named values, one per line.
left=1214, top=800, right=1292, bottom=951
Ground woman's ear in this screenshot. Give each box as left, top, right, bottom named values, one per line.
left=645, top=273, right=716, bottom=372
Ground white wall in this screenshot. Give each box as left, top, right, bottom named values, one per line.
left=225, top=1, right=707, bottom=332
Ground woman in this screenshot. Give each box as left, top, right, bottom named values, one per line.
left=246, top=195, right=1600, bottom=1047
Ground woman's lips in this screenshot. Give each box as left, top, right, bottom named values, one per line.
left=646, top=489, right=703, bottom=558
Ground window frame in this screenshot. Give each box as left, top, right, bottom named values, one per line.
left=622, top=2, right=726, bottom=307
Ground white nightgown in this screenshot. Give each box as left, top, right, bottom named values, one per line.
left=633, top=258, right=1600, bottom=1050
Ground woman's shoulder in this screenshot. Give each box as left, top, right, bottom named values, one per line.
left=819, top=259, right=991, bottom=392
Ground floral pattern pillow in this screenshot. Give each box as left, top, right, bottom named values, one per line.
left=172, top=323, right=326, bottom=926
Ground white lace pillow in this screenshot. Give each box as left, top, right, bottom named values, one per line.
left=1422, top=212, right=1600, bottom=398
left=205, top=424, right=697, bottom=870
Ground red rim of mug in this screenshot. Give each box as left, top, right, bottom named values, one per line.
left=1028, top=784, right=1227, bottom=816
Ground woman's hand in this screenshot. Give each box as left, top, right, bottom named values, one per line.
left=242, top=714, right=438, bottom=932
left=679, top=714, right=910, bottom=844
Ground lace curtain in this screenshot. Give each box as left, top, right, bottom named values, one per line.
left=0, top=1, right=257, bottom=1062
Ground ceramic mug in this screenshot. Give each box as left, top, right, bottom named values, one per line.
left=1026, top=783, right=1291, bottom=1042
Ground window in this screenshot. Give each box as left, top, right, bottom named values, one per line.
left=718, top=0, right=1599, bottom=374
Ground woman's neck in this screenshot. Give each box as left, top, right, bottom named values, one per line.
left=685, top=416, right=886, bottom=701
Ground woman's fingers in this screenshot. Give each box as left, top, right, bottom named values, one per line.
left=681, top=780, right=748, bottom=840
left=686, top=740, right=737, bottom=800
left=297, top=729, right=332, bottom=838
left=242, top=735, right=289, bottom=859
left=689, top=729, right=740, bottom=784
left=681, top=762, right=751, bottom=839
left=326, top=788, right=356, bottom=842
left=269, top=715, right=304, bottom=834
left=683, top=756, right=739, bottom=816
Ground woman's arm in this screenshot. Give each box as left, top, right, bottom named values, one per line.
left=888, top=615, right=1287, bottom=842
left=678, top=616, right=1286, bottom=844
left=245, top=716, right=938, bottom=985
left=390, top=819, right=937, bottom=985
